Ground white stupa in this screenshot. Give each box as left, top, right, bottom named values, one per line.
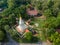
left=16, top=17, right=28, bottom=33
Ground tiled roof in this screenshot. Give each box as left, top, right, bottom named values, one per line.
left=26, top=8, right=38, bottom=16
left=25, top=29, right=29, bottom=32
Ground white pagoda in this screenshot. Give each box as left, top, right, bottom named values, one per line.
left=16, top=17, right=28, bottom=33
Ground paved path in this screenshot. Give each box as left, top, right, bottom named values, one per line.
left=1, top=42, right=49, bottom=45
left=1, top=41, right=49, bottom=45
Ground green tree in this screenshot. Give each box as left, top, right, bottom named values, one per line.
left=0, top=0, right=7, bottom=7
left=44, top=9, right=52, bottom=17
left=0, top=30, right=5, bottom=41
left=47, top=0, right=54, bottom=8
left=24, top=32, right=33, bottom=43
left=7, top=0, right=16, bottom=8
left=49, top=32, right=60, bottom=45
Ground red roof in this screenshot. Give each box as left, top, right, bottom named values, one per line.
left=25, top=29, right=29, bottom=32
left=26, top=8, right=38, bottom=16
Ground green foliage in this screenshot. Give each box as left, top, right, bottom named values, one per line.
left=7, top=0, right=16, bottom=8
left=0, top=30, right=5, bottom=41
left=0, top=0, right=7, bottom=7
left=47, top=0, right=54, bottom=8
left=47, top=28, right=55, bottom=37
left=24, top=32, right=39, bottom=43
left=44, top=9, right=52, bottom=17
left=37, top=2, right=42, bottom=10
left=24, top=32, right=33, bottom=43
left=49, top=32, right=60, bottom=45
left=45, top=17, right=58, bottom=28
left=4, top=25, right=10, bottom=30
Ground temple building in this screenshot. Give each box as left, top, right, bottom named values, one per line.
left=16, top=17, right=29, bottom=34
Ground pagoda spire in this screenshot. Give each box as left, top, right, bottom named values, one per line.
left=19, top=16, right=24, bottom=25
left=20, top=16, right=22, bottom=24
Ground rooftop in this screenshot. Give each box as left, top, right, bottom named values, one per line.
left=27, top=8, right=38, bottom=16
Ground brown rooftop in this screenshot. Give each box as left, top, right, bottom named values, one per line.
left=26, top=8, right=38, bottom=16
